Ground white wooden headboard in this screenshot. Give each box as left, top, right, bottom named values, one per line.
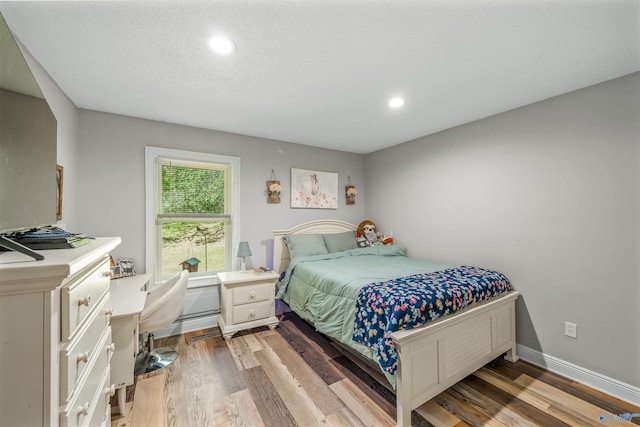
left=272, top=219, right=357, bottom=273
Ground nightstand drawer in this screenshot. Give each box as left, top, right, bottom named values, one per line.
left=233, top=301, right=271, bottom=324
left=233, top=284, right=271, bottom=305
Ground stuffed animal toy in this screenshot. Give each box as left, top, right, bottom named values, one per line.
left=357, top=219, right=378, bottom=247
left=356, top=220, right=393, bottom=247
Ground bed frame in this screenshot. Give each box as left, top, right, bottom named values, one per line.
left=273, top=219, right=520, bottom=427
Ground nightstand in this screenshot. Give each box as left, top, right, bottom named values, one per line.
left=217, top=270, right=280, bottom=340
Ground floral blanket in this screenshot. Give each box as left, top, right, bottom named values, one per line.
left=352, top=265, right=512, bottom=375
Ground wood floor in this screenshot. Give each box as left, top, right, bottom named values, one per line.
left=112, top=312, right=640, bottom=427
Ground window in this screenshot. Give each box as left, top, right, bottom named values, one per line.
left=145, top=147, right=240, bottom=283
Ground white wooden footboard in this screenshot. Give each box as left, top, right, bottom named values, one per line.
left=391, top=290, right=520, bottom=427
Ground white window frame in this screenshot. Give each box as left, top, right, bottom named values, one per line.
left=145, top=146, right=240, bottom=287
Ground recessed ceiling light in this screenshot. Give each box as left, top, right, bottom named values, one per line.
left=208, top=36, right=236, bottom=55
left=388, top=97, right=405, bottom=108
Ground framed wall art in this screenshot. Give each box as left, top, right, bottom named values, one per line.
left=56, top=164, right=64, bottom=220
left=290, top=168, right=338, bottom=209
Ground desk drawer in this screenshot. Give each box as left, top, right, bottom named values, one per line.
left=233, top=300, right=271, bottom=324
left=61, top=329, right=112, bottom=427
left=62, top=258, right=111, bottom=340
left=61, top=294, right=112, bottom=401
left=233, top=283, right=271, bottom=305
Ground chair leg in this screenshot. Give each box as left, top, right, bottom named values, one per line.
left=137, top=332, right=149, bottom=353
left=134, top=333, right=179, bottom=376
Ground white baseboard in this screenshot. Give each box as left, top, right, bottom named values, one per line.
left=516, top=344, right=640, bottom=407
left=154, top=313, right=219, bottom=339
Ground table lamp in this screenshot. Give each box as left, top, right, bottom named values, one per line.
left=236, top=241, right=252, bottom=273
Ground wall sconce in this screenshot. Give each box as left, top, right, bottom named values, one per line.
left=345, top=176, right=357, bottom=205
left=267, top=169, right=281, bottom=204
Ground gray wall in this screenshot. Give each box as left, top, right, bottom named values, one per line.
left=364, top=72, right=640, bottom=388
left=76, top=110, right=365, bottom=272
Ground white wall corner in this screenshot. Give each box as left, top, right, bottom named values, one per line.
left=516, top=344, right=640, bottom=407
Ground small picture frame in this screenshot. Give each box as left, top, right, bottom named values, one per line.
left=119, top=258, right=136, bottom=277
left=109, top=256, right=122, bottom=279
left=110, top=265, right=122, bottom=279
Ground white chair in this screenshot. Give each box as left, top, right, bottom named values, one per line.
left=134, top=270, right=189, bottom=375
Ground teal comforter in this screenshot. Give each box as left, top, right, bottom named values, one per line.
left=276, top=245, right=455, bottom=386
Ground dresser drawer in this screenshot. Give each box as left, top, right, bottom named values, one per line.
left=233, top=283, right=271, bottom=305
left=86, top=367, right=112, bottom=427
left=233, top=300, right=271, bottom=324
left=61, top=329, right=112, bottom=427
left=60, top=294, right=112, bottom=401
left=61, top=258, right=111, bottom=340
left=61, top=364, right=111, bottom=427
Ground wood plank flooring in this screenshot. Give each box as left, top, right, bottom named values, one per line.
left=112, top=312, right=640, bottom=427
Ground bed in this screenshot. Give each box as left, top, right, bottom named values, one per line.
left=273, top=219, right=520, bottom=427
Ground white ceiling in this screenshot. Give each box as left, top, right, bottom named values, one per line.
left=1, top=1, right=638, bottom=154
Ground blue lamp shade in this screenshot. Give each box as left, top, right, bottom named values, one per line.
left=237, top=242, right=252, bottom=273
left=236, top=242, right=252, bottom=258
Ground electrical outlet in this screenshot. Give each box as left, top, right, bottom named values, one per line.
left=565, top=322, right=577, bottom=339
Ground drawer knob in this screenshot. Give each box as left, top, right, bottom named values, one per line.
left=76, top=351, right=90, bottom=363
left=105, top=307, right=114, bottom=316
left=250, top=292, right=256, bottom=300
left=250, top=310, right=255, bottom=318
left=78, top=295, right=91, bottom=307
left=104, top=384, right=116, bottom=397
left=77, top=402, right=90, bottom=416
left=106, top=343, right=116, bottom=353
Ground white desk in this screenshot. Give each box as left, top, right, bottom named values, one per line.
left=110, top=274, right=150, bottom=415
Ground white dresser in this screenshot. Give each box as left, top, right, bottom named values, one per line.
left=0, top=237, right=120, bottom=427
